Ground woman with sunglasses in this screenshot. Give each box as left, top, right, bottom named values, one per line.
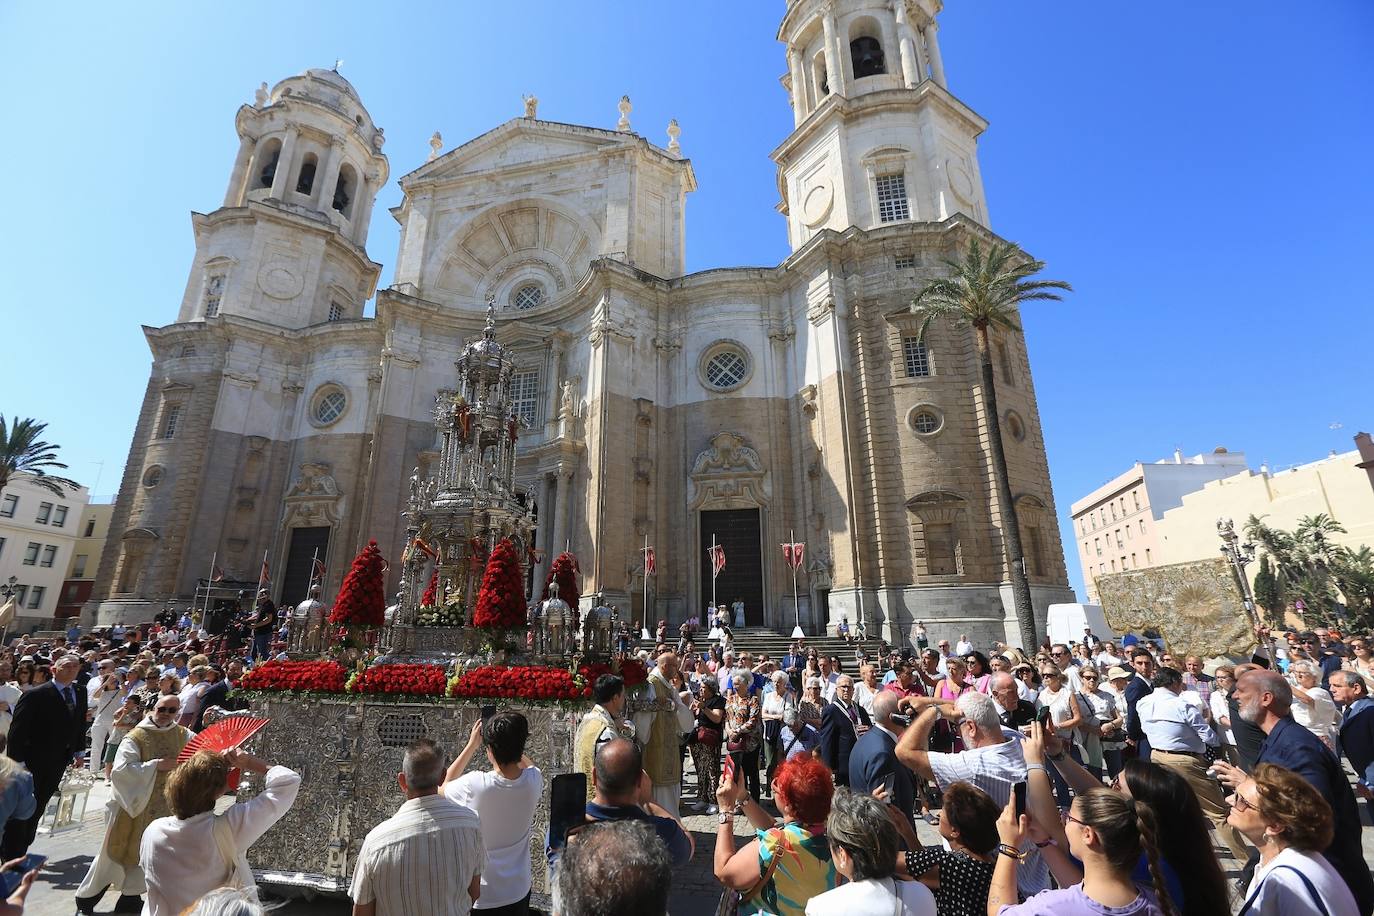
left=1035, top=665, right=1084, bottom=807
left=1346, top=639, right=1374, bottom=680
left=1227, top=763, right=1359, bottom=916
left=1020, top=723, right=1228, bottom=916
left=1074, top=667, right=1116, bottom=781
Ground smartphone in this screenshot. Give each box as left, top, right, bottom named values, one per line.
left=1036, top=707, right=1053, bottom=728
left=0, top=854, right=44, bottom=896
left=880, top=771, right=897, bottom=802
left=1013, top=781, right=1027, bottom=818
left=480, top=704, right=497, bottom=726
left=722, top=751, right=738, bottom=784
left=547, top=773, right=588, bottom=852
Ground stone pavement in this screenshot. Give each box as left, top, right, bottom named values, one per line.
left=17, top=763, right=1374, bottom=915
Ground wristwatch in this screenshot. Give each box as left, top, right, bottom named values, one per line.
left=719, top=811, right=735, bottom=824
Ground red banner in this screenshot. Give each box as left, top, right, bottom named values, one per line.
left=645, top=547, right=657, bottom=576
left=708, top=545, right=726, bottom=577
left=782, top=542, right=805, bottom=571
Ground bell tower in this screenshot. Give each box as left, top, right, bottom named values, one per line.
left=773, top=0, right=989, bottom=250
left=175, top=69, right=389, bottom=329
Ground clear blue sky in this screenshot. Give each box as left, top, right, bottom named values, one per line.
left=2, top=2, right=1371, bottom=599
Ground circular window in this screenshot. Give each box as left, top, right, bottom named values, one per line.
left=1006, top=411, right=1026, bottom=442
left=511, top=283, right=544, bottom=311
left=142, top=466, right=164, bottom=488
left=703, top=348, right=750, bottom=391
left=907, top=405, right=944, bottom=437
left=312, top=387, right=348, bottom=426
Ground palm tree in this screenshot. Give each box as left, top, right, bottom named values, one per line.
left=0, top=415, right=80, bottom=499
left=909, top=239, right=1072, bottom=651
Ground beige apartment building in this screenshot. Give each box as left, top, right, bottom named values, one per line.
left=1071, top=448, right=1248, bottom=602
left=0, top=474, right=90, bottom=631
left=56, top=500, right=115, bottom=620
left=1154, top=446, right=1374, bottom=572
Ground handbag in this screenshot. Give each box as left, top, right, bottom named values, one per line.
left=696, top=725, right=722, bottom=747
left=715, top=827, right=783, bottom=916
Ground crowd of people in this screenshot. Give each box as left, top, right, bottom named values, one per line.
left=0, top=608, right=1371, bottom=914
left=559, top=623, right=1374, bottom=915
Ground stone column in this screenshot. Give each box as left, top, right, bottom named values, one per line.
left=788, top=47, right=806, bottom=124
left=821, top=12, right=844, bottom=98
left=353, top=171, right=377, bottom=244
left=223, top=134, right=255, bottom=207
left=894, top=3, right=920, bottom=88
left=313, top=139, right=345, bottom=214
left=914, top=23, right=930, bottom=81
left=269, top=126, right=300, bottom=199
left=925, top=20, right=946, bottom=87
left=533, top=474, right=553, bottom=589
left=544, top=340, right=564, bottom=436
left=551, top=467, right=574, bottom=556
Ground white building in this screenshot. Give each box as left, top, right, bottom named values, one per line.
left=0, top=474, right=90, bottom=629
left=1071, top=448, right=1249, bottom=603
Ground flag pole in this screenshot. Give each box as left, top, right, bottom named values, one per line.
left=790, top=528, right=804, bottom=639
left=256, top=548, right=269, bottom=598
left=201, top=550, right=217, bottom=625
left=710, top=534, right=718, bottom=614
left=306, top=548, right=319, bottom=604
left=641, top=535, right=651, bottom=640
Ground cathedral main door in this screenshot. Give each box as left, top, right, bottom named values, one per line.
left=281, top=526, right=330, bottom=607
left=699, top=508, right=764, bottom=627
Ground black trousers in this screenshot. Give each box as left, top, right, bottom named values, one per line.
left=1, top=765, right=61, bottom=859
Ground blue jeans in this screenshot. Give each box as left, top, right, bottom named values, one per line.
left=249, top=630, right=271, bottom=663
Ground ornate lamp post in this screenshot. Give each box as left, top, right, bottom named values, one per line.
left=1217, top=518, right=1275, bottom=660
left=0, top=576, right=19, bottom=646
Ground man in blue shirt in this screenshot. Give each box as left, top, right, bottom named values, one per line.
left=581, top=738, right=692, bottom=866
left=1215, top=668, right=1373, bottom=916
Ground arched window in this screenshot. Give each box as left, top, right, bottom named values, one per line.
left=296, top=152, right=318, bottom=195
left=333, top=164, right=356, bottom=216
left=850, top=36, right=886, bottom=79
left=256, top=138, right=282, bottom=189
left=813, top=52, right=829, bottom=98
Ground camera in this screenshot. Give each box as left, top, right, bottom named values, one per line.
left=890, top=712, right=913, bottom=726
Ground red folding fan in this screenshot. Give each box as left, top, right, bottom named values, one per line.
left=178, top=716, right=271, bottom=791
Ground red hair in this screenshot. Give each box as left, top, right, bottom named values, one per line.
left=772, top=754, right=834, bottom=826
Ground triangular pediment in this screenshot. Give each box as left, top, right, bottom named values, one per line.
left=402, top=119, right=645, bottom=186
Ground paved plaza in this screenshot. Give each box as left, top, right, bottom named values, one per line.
left=19, top=755, right=1374, bottom=916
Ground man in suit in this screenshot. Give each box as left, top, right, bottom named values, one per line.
left=1123, top=647, right=1154, bottom=760
left=819, top=675, right=871, bottom=784
left=848, top=691, right=914, bottom=833
left=1215, top=668, right=1374, bottom=916
left=989, top=672, right=1035, bottom=728
left=1330, top=670, right=1374, bottom=814
left=3, top=652, right=87, bottom=858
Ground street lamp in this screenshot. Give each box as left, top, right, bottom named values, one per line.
left=1217, top=518, right=1274, bottom=660
left=0, top=576, right=19, bottom=647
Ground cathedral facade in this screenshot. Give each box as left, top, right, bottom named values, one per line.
left=90, top=0, right=1074, bottom=645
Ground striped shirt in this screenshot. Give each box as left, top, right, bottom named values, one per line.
left=927, top=738, right=1050, bottom=899
left=350, top=794, right=486, bottom=916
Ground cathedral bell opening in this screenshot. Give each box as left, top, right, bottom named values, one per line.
left=850, top=36, right=886, bottom=79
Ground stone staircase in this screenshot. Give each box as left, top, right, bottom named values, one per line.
left=649, top=626, right=888, bottom=665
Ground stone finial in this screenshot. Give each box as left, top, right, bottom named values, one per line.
left=523, top=94, right=538, bottom=119
left=666, top=119, right=681, bottom=157
left=428, top=131, right=443, bottom=161
left=373, top=128, right=386, bottom=151
left=617, top=95, right=632, bottom=132
left=254, top=82, right=269, bottom=108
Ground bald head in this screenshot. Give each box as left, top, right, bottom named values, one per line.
left=593, top=737, right=643, bottom=802
left=1235, top=667, right=1292, bottom=725
left=872, top=690, right=902, bottom=727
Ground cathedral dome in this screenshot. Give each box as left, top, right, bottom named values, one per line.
left=300, top=68, right=361, bottom=102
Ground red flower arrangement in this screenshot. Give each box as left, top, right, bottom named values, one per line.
left=240, top=660, right=347, bottom=693
left=329, top=540, right=388, bottom=626
left=450, top=665, right=590, bottom=701
left=349, top=663, right=448, bottom=697
left=419, top=567, right=439, bottom=608
left=472, top=539, right=525, bottom=629
left=541, top=552, right=581, bottom=609
left=581, top=659, right=649, bottom=690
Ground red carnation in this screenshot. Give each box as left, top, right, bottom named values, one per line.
left=472, top=538, right=526, bottom=629
left=541, top=552, right=581, bottom=609
left=420, top=567, right=439, bottom=608
left=329, top=540, right=388, bottom=627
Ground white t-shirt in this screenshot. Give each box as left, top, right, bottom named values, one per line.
left=1241, top=847, right=1360, bottom=916
left=1209, top=688, right=1235, bottom=745
left=805, top=876, right=936, bottom=916
left=443, top=766, right=544, bottom=909
left=1290, top=686, right=1338, bottom=743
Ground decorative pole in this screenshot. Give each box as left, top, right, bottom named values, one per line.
left=1218, top=517, right=1277, bottom=664
left=201, top=550, right=217, bottom=623
left=641, top=535, right=653, bottom=640
left=710, top=534, right=719, bottom=613
left=790, top=529, right=804, bottom=639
